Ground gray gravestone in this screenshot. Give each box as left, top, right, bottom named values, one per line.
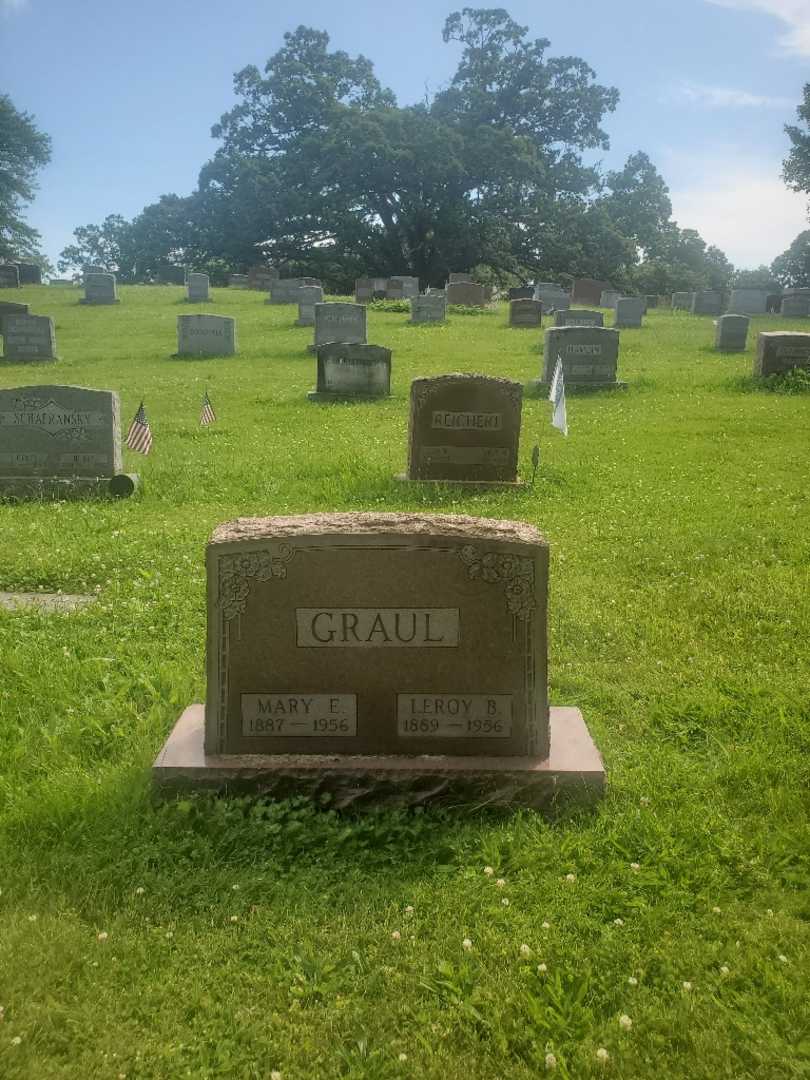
left=401, top=374, right=523, bottom=486
left=615, top=297, right=644, bottom=328
left=410, top=295, right=447, bottom=323
left=176, top=314, right=237, bottom=356
left=691, top=290, right=722, bottom=315
left=727, top=288, right=768, bottom=315
left=448, top=272, right=472, bottom=283
left=355, top=278, right=374, bottom=304
left=0, top=384, right=137, bottom=498
left=0, top=301, right=30, bottom=336
left=2, top=315, right=57, bottom=362
left=309, top=343, right=391, bottom=401
left=508, top=287, right=535, bottom=300
left=755, top=332, right=810, bottom=376
left=228, top=274, right=249, bottom=288
left=296, top=285, right=324, bottom=327
left=312, top=302, right=367, bottom=350
left=780, top=290, right=810, bottom=318
left=446, top=282, right=486, bottom=307
left=509, top=299, right=542, bottom=327
left=0, top=265, right=21, bottom=288
left=16, top=263, right=42, bottom=286
left=572, top=278, right=611, bottom=306
left=534, top=284, right=570, bottom=311
left=554, top=309, right=603, bottom=327
left=715, top=315, right=749, bottom=351
left=539, top=326, right=622, bottom=389
left=187, top=273, right=210, bottom=303
left=599, top=290, right=621, bottom=309
left=387, top=276, right=419, bottom=299
left=268, top=278, right=322, bottom=305
left=671, top=291, right=692, bottom=310
left=80, top=273, right=118, bottom=305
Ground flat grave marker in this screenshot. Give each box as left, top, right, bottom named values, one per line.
left=176, top=314, right=237, bottom=356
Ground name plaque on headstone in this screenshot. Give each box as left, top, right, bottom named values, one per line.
left=554, top=309, right=603, bottom=327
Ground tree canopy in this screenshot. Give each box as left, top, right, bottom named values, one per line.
left=58, top=10, right=734, bottom=291
left=0, top=94, right=51, bottom=262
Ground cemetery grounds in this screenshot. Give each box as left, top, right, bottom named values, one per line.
left=0, top=285, right=808, bottom=1079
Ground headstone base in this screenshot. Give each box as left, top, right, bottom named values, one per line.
left=395, top=473, right=524, bottom=489
left=0, top=473, right=138, bottom=500
left=1, top=354, right=59, bottom=363
left=308, top=390, right=390, bottom=402
left=153, top=704, right=605, bottom=810
left=78, top=298, right=120, bottom=305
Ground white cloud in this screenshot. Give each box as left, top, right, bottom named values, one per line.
left=669, top=160, right=808, bottom=266
left=707, top=0, right=810, bottom=57
left=674, top=80, right=794, bottom=108
left=0, top=0, right=28, bottom=12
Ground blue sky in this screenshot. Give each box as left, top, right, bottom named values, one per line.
left=2, top=0, right=809, bottom=269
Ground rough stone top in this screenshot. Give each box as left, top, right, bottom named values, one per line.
left=0, top=383, right=114, bottom=397
left=411, top=372, right=522, bottom=389
left=210, top=512, right=544, bottom=547
left=758, top=331, right=810, bottom=339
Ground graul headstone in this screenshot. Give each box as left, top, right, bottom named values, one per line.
left=572, top=278, right=611, bottom=306
left=554, top=309, right=603, bottom=327
left=228, top=274, right=249, bottom=288
left=671, top=291, right=692, bottom=311
left=780, top=290, right=810, bottom=318
left=691, top=290, right=722, bottom=316
left=509, top=299, right=542, bottom=327
left=534, top=284, right=570, bottom=311
left=755, top=332, right=810, bottom=376
left=187, top=273, right=210, bottom=303
left=410, top=295, right=447, bottom=323
left=401, top=374, right=523, bottom=486
left=508, top=287, right=535, bottom=301
left=80, top=273, right=118, bottom=305
left=296, top=285, right=324, bottom=327
left=446, top=282, right=486, bottom=307
left=312, top=302, right=367, bottom=351
left=2, top=315, right=57, bottom=362
left=0, top=301, right=29, bottom=336
left=176, top=314, right=237, bottom=356
left=727, top=288, right=768, bottom=315
left=538, top=326, right=622, bottom=389
left=0, top=265, right=21, bottom=289
left=154, top=512, right=605, bottom=807
left=355, top=278, right=374, bottom=304
left=715, top=314, right=749, bottom=351
left=599, top=290, right=621, bottom=309
left=614, top=297, right=644, bottom=328
left=309, top=343, right=391, bottom=401
left=0, top=384, right=137, bottom=498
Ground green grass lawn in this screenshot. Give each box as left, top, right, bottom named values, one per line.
left=0, top=285, right=808, bottom=1079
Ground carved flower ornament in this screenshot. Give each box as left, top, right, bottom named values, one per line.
left=458, top=545, right=534, bottom=620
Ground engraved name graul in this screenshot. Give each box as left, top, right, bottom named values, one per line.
left=296, top=608, right=459, bottom=647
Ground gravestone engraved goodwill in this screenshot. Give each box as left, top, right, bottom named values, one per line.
left=312, top=302, right=367, bottom=349
left=296, top=285, right=324, bottom=327
left=755, top=332, right=810, bottom=376
left=541, top=326, right=621, bottom=388
left=309, top=343, right=391, bottom=400
left=446, top=282, right=486, bottom=307
left=153, top=512, right=606, bottom=807
left=715, top=314, right=749, bottom=351
left=80, top=273, right=118, bottom=305
left=187, top=273, right=210, bottom=302
left=554, top=309, right=603, bottom=327
left=0, top=265, right=21, bottom=288
left=2, top=315, right=57, bottom=361
left=403, top=374, right=522, bottom=484
left=0, top=384, right=136, bottom=497
left=410, top=295, right=446, bottom=323
left=509, top=299, right=542, bottom=327
left=691, top=290, right=722, bottom=316
left=727, top=288, right=768, bottom=315
left=177, top=314, right=237, bottom=356
left=614, top=297, right=644, bottom=328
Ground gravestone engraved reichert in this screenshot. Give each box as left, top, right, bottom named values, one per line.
left=410, top=295, right=446, bottom=323
left=715, top=314, right=749, bottom=351
left=755, top=331, right=810, bottom=376
left=311, top=302, right=367, bottom=351
left=296, top=285, right=324, bottom=327
left=509, top=299, right=543, bottom=327
left=80, top=273, right=118, bottom=305
left=308, top=343, right=391, bottom=401
left=153, top=512, right=605, bottom=807
left=554, top=309, right=603, bottom=328
left=0, top=384, right=137, bottom=498
left=1, top=314, right=57, bottom=362
left=176, top=314, right=237, bottom=356
left=537, top=326, right=623, bottom=390
left=401, top=374, right=523, bottom=486
left=186, top=273, right=210, bottom=303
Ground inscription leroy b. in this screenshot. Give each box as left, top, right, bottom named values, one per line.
left=397, top=693, right=512, bottom=738
left=296, top=608, right=459, bottom=647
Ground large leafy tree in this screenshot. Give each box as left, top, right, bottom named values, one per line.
left=600, top=152, right=672, bottom=253
left=57, top=214, right=136, bottom=279
left=771, top=230, right=810, bottom=287
left=0, top=94, right=51, bottom=261
left=783, top=84, right=810, bottom=212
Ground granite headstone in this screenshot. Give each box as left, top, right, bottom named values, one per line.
left=410, top=295, right=447, bottom=323
left=1, top=314, right=57, bottom=362
left=539, top=326, right=621, bottom=388
left=176, top=314, right=237, bottom=356
left=80, top=273, right=118, bottom=305
left=308, top=343, right=391, bottom=401
left=187, top=273, right=210, bottom=303
left=509, top=299, right=543, bottom=327
left=296, top=285, right=325, bottom=327
left=715, top=314, right=749, bottom=351
left=755, top=332, right=810, bottom=376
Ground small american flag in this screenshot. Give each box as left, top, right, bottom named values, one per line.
left=126, top=401, right=153, bottom=455
left=200, top=390, right=216, bottom=426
